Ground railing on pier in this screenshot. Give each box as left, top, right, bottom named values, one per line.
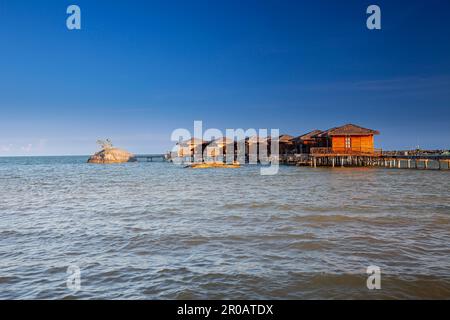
left=135, top=154, right=166, bottom=162
left=310, top=147, right=383, bottom=156
left=280, top=152, right=450, bottom=170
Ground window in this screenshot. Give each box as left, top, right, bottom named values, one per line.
left=345, top=136, right=351, bottom=149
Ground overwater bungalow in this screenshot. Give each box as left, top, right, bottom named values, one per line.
left=169, top=124, right=382, bottom=165
left=310, top=124, right=381, bottom=156
left=291, top=130, right=324, bottom=154
left=205, top=137, right=235, bottom=163
left=176, top=138, right=208, bottom=162
left=244, top=134, right=295, bottom=161
left=245, top=135, right=270, bottom=163
left=271, top=134, right=295, bottom=156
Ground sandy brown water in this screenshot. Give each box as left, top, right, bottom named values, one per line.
left=0, top=156, right=449, bottom=299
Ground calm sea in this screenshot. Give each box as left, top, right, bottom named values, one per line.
left=0, top=156, right=449, bottom=299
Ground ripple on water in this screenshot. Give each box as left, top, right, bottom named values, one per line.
left=0, top=158, right=450, bottom=299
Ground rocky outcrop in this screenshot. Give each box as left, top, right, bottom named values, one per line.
left=87, top=147, right=137, bottom=164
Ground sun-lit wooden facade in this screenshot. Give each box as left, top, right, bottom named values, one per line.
left=310, top=124, right=381, bottom=156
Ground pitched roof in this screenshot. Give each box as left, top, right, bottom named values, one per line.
left=301, top=130, right=323, bottom=139
left=315, top=128, right=334, bottom=138
left=278, top=134, right=294, bottom=143
left=292, top=129, right=323, bottom=142
left=265, top=134, right=294, bottom=144
left=247, top=135, right=268, bottom=144
left=327, top=124, right=379, bottom=136
left=208, top=137, right=235, bottom=145
left=177, top=137, right=205, bottom=146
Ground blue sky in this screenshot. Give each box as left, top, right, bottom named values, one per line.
left=0, top=0, right=449, bottom=155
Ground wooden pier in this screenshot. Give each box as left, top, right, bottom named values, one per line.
left=280, top=153, right=450, bottom=170
left=135, top=154, right=166, bottom=162
left=168, top=124, right=449, bottom=170
left=373, top=156, right=450, bottom=170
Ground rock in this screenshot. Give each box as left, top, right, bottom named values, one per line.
left=87, top=147, right=137, bottom=164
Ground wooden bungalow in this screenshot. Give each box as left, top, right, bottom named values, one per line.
left=277, top=135, right=295, bottom=156
left=310, top=124, right=381, bottom=156
left=171, top=124, right=381, bottom=165
left=291, top=130, right=324, bottom=154
left=205, top=137, right=235, bottom=163
left=265, top=134, right=295, bottom=156
left=244, top=135, right=269, bottom=163
left=176, top=138, right=208, bottom=161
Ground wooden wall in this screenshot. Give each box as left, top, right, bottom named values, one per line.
left=332, top=136, right=346, bottom=151
left=358, top=135, right=374, bottom=152
left=331, top=135, right=374, bottom=153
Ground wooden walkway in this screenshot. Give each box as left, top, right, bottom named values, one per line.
left=280, top=154, right=450, bottom=170
left=135, top=154, right=166, bottom=162
left=375, top=156, right=450, bottom=170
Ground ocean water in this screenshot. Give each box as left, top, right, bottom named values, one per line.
left=0, top=156, right=449, bottom=299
